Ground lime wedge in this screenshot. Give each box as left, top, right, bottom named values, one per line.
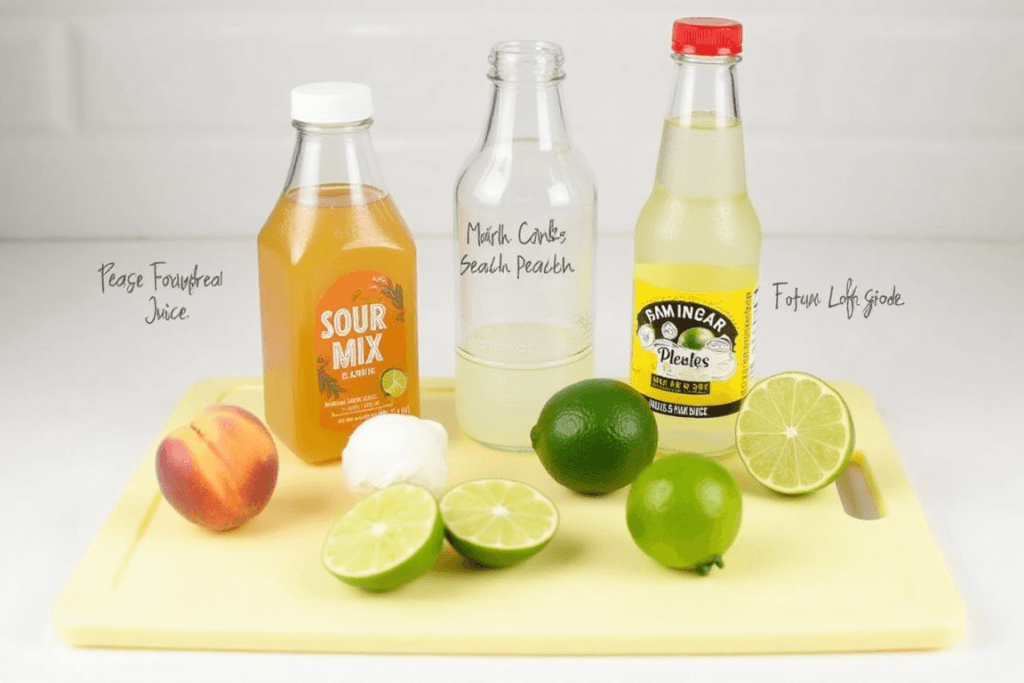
left=439, top=479, right=559, bottom=568
left=322, top=484, right=443, bottom=591
left=380, top=368, right=408, bottom=398
left=735, top=372, right=855, bottom=495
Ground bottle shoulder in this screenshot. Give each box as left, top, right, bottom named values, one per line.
left=456, top=142, right=596, bottom=207
left=259, top=187, right=416, bottom=261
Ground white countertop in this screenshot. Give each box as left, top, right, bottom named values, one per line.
left=1, top=233, right=1021, bottom=682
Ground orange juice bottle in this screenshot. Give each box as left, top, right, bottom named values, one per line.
left=257, top=82, right=420, bottom=465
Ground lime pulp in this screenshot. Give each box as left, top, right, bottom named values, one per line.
left=735, top=371, right=855, bottom=495
left=322, top=484, right=444, bottom=591
left=439, top=479, right=559, bottom=568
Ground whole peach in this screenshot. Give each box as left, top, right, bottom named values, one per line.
left=156, top=404, right=278, bottom=531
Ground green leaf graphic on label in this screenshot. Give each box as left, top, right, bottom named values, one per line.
left=317, top=356, right=345, bottom=399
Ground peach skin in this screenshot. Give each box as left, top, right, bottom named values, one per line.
left=156, top=404, right=279, bottom=531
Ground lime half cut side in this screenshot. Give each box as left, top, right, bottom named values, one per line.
left=735, top=372, right=855, bottom=495
left=322, top=484, right=444, bottom=591
left=380, top=368, right=408, bottom=398
left=439, top=479, right=559, bottom=568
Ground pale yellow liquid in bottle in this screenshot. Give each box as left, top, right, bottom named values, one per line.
left=456, top=322, right=593, bottom=451
left=258, top=184, right=420, bottom=464
left=633, top=114, right=761, bottom=457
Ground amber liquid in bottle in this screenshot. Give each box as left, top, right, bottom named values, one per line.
left=258, top=95, right=419, bottom=464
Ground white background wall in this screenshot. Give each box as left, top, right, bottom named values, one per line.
left=0, top=0, right=1022, bottom=241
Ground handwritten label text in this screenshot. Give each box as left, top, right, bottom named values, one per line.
left=98, top=261, right=224, bottom=324
left=771, top=279, right=905, bottom=319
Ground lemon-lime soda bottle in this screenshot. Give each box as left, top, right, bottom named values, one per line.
left=630, top=18, right=761, bottom=457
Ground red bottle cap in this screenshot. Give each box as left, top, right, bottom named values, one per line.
left=672, top=17, right=743, bottom=56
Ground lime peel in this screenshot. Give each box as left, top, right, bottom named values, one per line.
left=531, top=378, right=658, bottom=495
left=626, top=453, right=742, bottom=575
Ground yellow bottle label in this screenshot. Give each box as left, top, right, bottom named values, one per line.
left=629, top=279, right=756, bottom=419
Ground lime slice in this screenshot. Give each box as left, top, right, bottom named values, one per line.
left=439, top=479, right=559, bottom=568
left=322, top=484, right=444, bottom=591
left=735, top=371, right=855, bottom=495
left=380, top=368, right=408, bottom=398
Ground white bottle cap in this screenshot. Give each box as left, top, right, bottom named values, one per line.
left=290, top=82, right=373, bottom=124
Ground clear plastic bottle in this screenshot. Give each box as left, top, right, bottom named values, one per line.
left=455, top=41, right=596, bottom=451
left=629, top=18, right=762, bottom=457
left=258, top=82, right=420, bottom=465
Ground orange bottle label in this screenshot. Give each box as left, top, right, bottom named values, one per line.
left=315, top=271, right=410, bottom=431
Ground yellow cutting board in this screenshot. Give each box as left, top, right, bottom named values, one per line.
left=54, top=377, right=964, bottom=655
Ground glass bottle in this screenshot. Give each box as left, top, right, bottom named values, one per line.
left=258, top=82, right=420, bottom=465
left=455, top=41, right=596, bottom=451
left=629, top=18, right=762, bottom=457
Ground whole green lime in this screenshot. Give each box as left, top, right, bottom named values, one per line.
left=679, top=327, right=714, bottom=350
left=530, top=378, right=658, bottom=495
left=626, top=453, right=742, bottom=575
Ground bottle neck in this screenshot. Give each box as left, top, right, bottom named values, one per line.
left=482, top=82, right=570, bottom=149
left=283, top=121, right=389, bottom=203
left=656, top=54, right=748, bottom=196
left=479, top=40, right=570, bottom=150
left=667, top=54, right=741, bottom=123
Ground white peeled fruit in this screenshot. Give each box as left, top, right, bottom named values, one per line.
left=341, top=414, right=449, bottom=496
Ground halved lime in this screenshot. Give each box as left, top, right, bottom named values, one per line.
left=735, top=372, right=855, bottom=495
left=380, top=368, right=408, bottom=398
left=439, top=479, right=559, bottom=568
left=322, top=484, right=444, bottom=591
